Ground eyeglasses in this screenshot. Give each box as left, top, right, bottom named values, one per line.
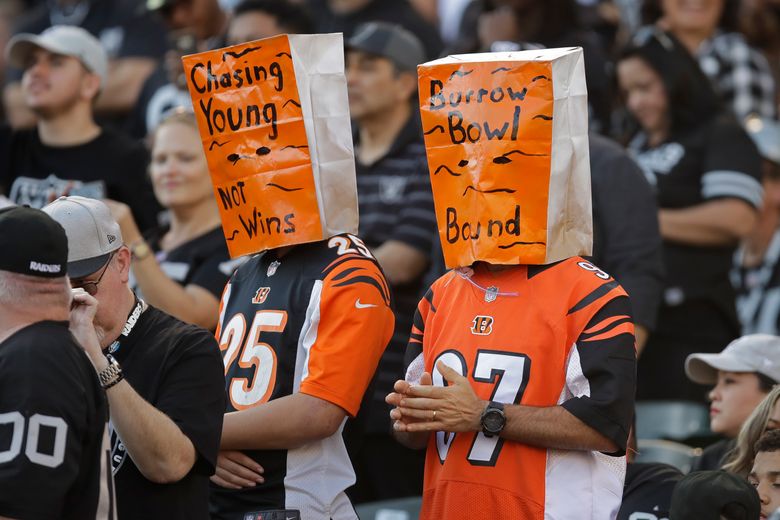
left=71, top=252, right=114, bottom=296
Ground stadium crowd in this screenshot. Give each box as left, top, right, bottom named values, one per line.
left=1, top=0, right=780, bottom=518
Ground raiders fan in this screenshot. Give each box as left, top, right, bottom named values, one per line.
left=0, top=206, right=113, bottom=518
left=43, top=196, right=225, bottom=519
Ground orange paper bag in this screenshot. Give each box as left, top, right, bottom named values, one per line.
left=418, top=47, right=592, bottom=268
left=182, top=33, right=358, bottom=258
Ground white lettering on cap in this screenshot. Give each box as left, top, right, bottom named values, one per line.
left=29, top=261, right=62, bottom=273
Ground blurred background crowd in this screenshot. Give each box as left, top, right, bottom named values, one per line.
left=2, top=0, right=780, bottom=517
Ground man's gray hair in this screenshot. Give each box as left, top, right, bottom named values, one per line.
left=0, top=269, right=70, bottom=308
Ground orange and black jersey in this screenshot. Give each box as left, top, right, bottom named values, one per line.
left=405, top=258, right=637, bottom=520
left=210, top=234, right=394, bottom=519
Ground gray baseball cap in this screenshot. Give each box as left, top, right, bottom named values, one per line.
left=42, top=196, right=122, bottom=279
left=685, top=334, right=780, bottom=385
left=6, top=25, right=108, bottom=88
left=745, top=115, right=780, bottom=166
left=346, top=22, right=425, bottom=72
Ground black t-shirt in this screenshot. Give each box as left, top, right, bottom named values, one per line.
left=618, top=463, right=683, bottom=520
left=0, top=126, right=160, bottom=231
left=139, top=226, right=234, bottom=299
left=588, top=134, right=664, bottom=331
left=691, top=438, right=736, bottom=472
left=628, top=115, right=762, bottom=333
left=108, top=305, right=225, bottom=519
left=0, top=321, right=111, bottom=519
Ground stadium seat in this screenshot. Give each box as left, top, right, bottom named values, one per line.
left=635, top=439, right=701, bottom=473
left=635, top=400, right=712, bottom=442
left=355, top=496, right=422, bottom=520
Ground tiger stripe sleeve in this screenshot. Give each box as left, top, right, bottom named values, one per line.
left=560, top=295, right=637, bottom=456
left=298, top=255, right=395, bottom=417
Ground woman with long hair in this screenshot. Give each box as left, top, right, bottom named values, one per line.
left=616, top=31, right=763, bottom=401
left=105, top=109, right=234, bottom=330
left=723, top=384, right=780, bottom=477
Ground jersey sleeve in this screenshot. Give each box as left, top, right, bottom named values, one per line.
left=0, top=340, right=95, bottom=518
left=298, top=253, right=395, bottom=417
left=700, top=118, right=763, bottom=208
left=154, top=329, right=226, bottom=474
left=404, top=285, right=437, bottom=383
left=560, top=296, right=637, bottom=456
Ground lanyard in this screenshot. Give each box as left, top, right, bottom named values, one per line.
left=107, top=296, right=147, bottom=355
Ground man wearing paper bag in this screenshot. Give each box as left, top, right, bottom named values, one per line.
left=386, top=48, right=637, bottom=519
left=181, top=34, right=394, bottom=519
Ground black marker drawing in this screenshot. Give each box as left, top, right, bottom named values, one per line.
left=462, top=186, right=517, bottom=196
left=493, top=149, right=549, bottom=164
left=458, top=159, right=469, bottom=167
left=491, top=66, right=511, bottom=74
left=498, top=240, right=546, bottom=249
left=532, top=75, right=550, bottom=82
left=533, top=114, right=553, bottom=121
left=209, top=139, right=231, bottom=150
left=226, top=230, right=240, bottom=241
left=283, top=99, right=301, bottom=109
left=222, top=46, right=261, bottom=61
left=227, top=153, right=253, bottom=165
left=433, top=164, right=463, bottom=177
left=424, top=125, right=445, bottom=135
left=449, top=69, right=473, bottom=80
left=267, top=183, right=302, bottom=192
left=282, top=145, right=308, bottom=150
left=256, top=146, right=271, bottom=156
left=276, top=52, right=292, bottom=59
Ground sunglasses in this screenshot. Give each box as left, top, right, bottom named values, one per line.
left=71, top=252, right=115, bottom=296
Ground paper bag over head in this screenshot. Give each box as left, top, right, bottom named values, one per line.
left=182, top=33, right=358, bottom=258
left=418, top=46, right=592, bottom=268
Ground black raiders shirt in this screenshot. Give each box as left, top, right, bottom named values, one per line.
left=628, top=115, right=762, bottom=330
left=210, top=235, right=394, bottom=519
left=0, top=127, right=160, bottom=231
left=107, top=304, right=225, bottom=519
left=0, top=321, right=113, bottom=519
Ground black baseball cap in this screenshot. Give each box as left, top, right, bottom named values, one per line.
left=669, top=470, right=760, bottom=519
left=0, top=206, right=68, bottom=278
left=346, top=22, right=425, bottom=72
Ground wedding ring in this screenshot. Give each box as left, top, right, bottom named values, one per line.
left=433, top=410, right=437, bottom=420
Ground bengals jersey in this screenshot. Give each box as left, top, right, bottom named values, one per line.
left=210, top=234, right=394, bottom=520
left=405, top=258, right=636, bottom=520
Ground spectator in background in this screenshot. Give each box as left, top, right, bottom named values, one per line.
left=454, top=0, right=613, bottom=133
left=0, top=26, right=160, bottom=231
left=3, top=0, right=167, bottom=129
left=0, top=0, right=23, bottom=122
left=105, top=110, right=232, bottom=331
left=588, top=133, right=664, bottom=354
left=0, top=206, right=113, bottom=519
left=639, top=0, right=777, bottom=122
left=44, top=195, right=225, bottom=519
left=617, top=30, right=762, bottom=402
left=343, top=22, right=435, bottom=502
left=669, top=470, right=760, bottom=520
left=305, top=0, right=443, bottom=60
left=724, top=384, right=780, bottom=477
left=739, top=0, right=780, bottom=108
left=749, top=429, right=780, bottom=518
left=130, top=0, right=229, bottom=138
left=732, top=117, right=780, bottom=335
left=226, top=0, right=314, bottom=47
left=685, top=334, right=780, bottom=471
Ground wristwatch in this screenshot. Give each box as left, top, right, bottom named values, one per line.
left=98, top=354, right=124, bottom=389
left=480, top=401, right=506, bottom=437
left=130, top=240, right=152, bottom=261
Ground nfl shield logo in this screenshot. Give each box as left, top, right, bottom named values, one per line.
left=485, top=286, right=499, bottom=303
left=267, top=260, right=281, bottom=277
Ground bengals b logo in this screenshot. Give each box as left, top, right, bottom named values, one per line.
left=252, top=287, right=271, bottom=304
left=471, top=316, right=494, bottom=336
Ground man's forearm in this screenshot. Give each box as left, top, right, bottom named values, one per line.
left=659, top=199, right=757, bottom=246
left=221, top=392, right=346, bottom=451
left=106, top=381, right=196, bottom=483
left=502, top=404, right=617, bottom=453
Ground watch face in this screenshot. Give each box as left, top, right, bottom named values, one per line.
left=483, top=410, right=505, bottom=433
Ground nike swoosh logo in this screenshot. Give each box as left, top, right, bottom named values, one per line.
left=355, top=299, right=377, bottom=309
